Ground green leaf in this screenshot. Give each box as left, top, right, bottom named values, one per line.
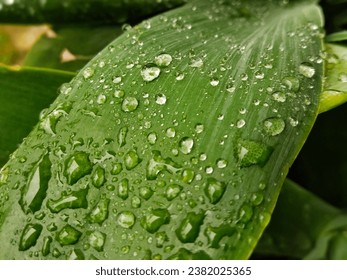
left=0, top=65, right=74, bottom=167
left=319, top=43, right=347, bottom=113
left=0, top=0, right=324, bottom=259
left=24, top=26, right=123, bottom=72
left=325, top=30, right=347, bottom=42
left=0, top=0, right=186, bottom=25
left=255, top=179, right=347, bottom=259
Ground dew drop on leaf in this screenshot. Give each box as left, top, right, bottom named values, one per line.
left=204, top=178, right=227, bottom=204
left=64, top=152, right=93, bottom=185
left=121, top=97, right=139, bottom=112
left=235, top=139, right=273, bottom=168
left=263, top=117, right=286, bottom=136
left=165, top=184, right=183, bottom=201
left=179, top=137, right=194, bottom=155
left=154, top=54, right=173, bottom=67
left=141, top=208, right=170, bottom=233
left=176, top=211, right=205, bottom=243
left=299, top=62, right=315, bottom=78
left=56, top=224, right=82, bottom=246
left=19, top=223, right=43, bottom=251
left=141, top=65, right=161, bottom=82
left=88, top=231, right=106, bottom=252
left=47, top=187, right=89, bottom=213
left=117, top=211, right=136, bottom=229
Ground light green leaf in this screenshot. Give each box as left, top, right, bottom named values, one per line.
left=0, top=0, right=324, bottom=259
left=320, top=43, right=347, bottom=113
left=0, top=65, right=74, bottom=167
left=325, top=30, right=347, bottom=42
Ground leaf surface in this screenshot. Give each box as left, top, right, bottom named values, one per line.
left=0, top=0, right=324, bottom=259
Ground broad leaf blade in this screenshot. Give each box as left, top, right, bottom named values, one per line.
left=0, top=66, right=74, bottom=167
left=0, top=0, right=323, bottom=259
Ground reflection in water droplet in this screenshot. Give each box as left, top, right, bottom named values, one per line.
left=147, top=133, right=157, bottom=145
left=118, top=211, right=136, bottom=229
left=176, top=212, right=205, bottom=243
left=19, top=223, right=43, bottom=251
left=263, top=117, right=286, bottom=136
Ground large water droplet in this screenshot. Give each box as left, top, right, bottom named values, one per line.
left=88, top=231, right=106, bottom=252
left=118, top=178, right=129, bottom=200
left=20, top=152, right=52, bottom=213
left=155, top=54, right=172, bottom=67
left=56, top=224, right=82, bottom=246
left=19, top=223, right=43, bottom=251
left=263, top=117, right=286, bottom=136
left=147, top=133, right=157, bottom=145
left=176, top=212, right=205, bottom=243
left=155, top=94, right=167, bottom=105
left=204, top=178, right=227, bottom=204
left=141, top=208, right=170, bottom=233
left=117, top=211, right=136, bottom=229
left=139, top=186, right=153, bottom=200
left=141, top=65, right=160, bottom=82
left=299, top=62, right=315, bottom=78
left=118, top=127, right=128, bottom=147
left=179, top=137, right=194, bottom=155
left=64, top=152, right=93, bottom=185
left=92, top=166, right=106, bottom=188
left=47, top=188, right=89, bottom=213
left=181, top=169, right=195, bottom=183
left=204, top=225, right=235, bottom=248
left=165, top=184, right=183, bottom=201
left=122, top=97, right=139, bottom=112
left=124, top=150, right=141, bottom=170
left=88, top=197, right=110, bottom=225
left=235, top=139, right=273, bottom=168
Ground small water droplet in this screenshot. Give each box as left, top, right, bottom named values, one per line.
left=272, top=91, right=286, bottom=102
left=131, top=196, right=141, bottom=208
left=155, top=94, right=167, bottom=105
left=147, top=132, right=157, bottom=145
left=141, top=65, right=161, bottom=82
left=141, top=208, right=170, bottom=233
left=111, top=162, right=123, bottom=175
left=96, top=94, right=107, bottom=104
left=118, top=126, right=128, bottom=147
left=166, top=127, right=176, bottom=138
left=194, top=123, right=204, bottom=134
left=122, top=97, right=139, bottom=112
left=176, top=73, right=185, bottom=81
left=241, top=73, right=248, bottom=81
left=64, top=152, right=93, bottom=185
left=255, top=71, right=265, bottom=79
left=237, top=119, right=246, bottom=128
left=235, top=139, right=273, bottom=168
left=59, top=83, right=72, bottom=95
left=155, top=54, right=172, bottom=67
left=263, top=117, right=286, bottom=136
left=205, top=166, right=214, bottom=174
left=179, top=137, right=194, bottom=154
left=210, top=78, right=219, bottom=86
left=19, top=223, right=43, bottom=251
left=281, top=76, right=300, bottom=92
left=112, top=76, right=122, bottom=84
left=118, top=178, right=129, bottom=200
left=68, top=249, right=85, bottom=260
left=189, top=58, right=203, bottom=68
left=204, top=178, right=226, bottom=204
left=165, top=184, right=183, bottom=201
left=217, top=159, right=228, bottom=168
left=289, top=117, right=299, bottom=127
left=176, top=212, right=205, bottom=243
left=181, top=168, right=195, bottom=183
left=204, top=224, right=234, bottom=248
left=139, top=186, right=153, bottom=200
left=238, top=203, right=253, bottom=223
left=41, top=236, right=52, bottom=256
left=88, top=231, right=106, bottom=252
left=118, top=211, right=136, bottom=229
left=82, top=67, right=95, bottom=79
left=56, top=224, right=82, bottom=246
left=114, top=89, right=125, bottom=98
left=92, top=166, right=106, bottom=188
left=299, top=62, right=315, bottom=78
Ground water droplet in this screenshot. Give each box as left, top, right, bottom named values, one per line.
left=189, top=58, right=203, bottom=68
left=155, top=54, right=172, bottom=67
left=64, top=152, right=93, bottom=185
left=146, top=150, right=181, bottom=180
left=141, top=65, right=161, bottom=82
left=217, top=159, right=228, bottom=168
left=111, top=162, right=123, bottom=175
left=237, top=119, right=246, bottom=128
left=59, top=83, right=72, bottom=95
left=114, top=89, right=124, bottom=98
left=204, top=225, right=234, bottom=248
left=263, top=117, right=286, bottom=136
left=56, top=224, right=82, bottom=246
left=92, top=166, right=106, bottom=188
left=124, top=150, right=141, bottom=170
left=165, top=184, right=183, bottom=201
left=131, top=196, right=141, bottom=208
left=19, top=223, right=43, bottom=251
left=155, top=94, right=167, bottom=105
left=112, top=76, right=122, bottom=84
left=147, top=132, right=157, bottom=145
left=210, top=78, right=219, bottom=86
left=338, top=73, right=347, bottom=83
left=139, top=186, right=153, bottom=200
left=68, top=249, right=85, bottom=260
left=20, top=152, right=52, bottom=213
left=176, top=73, right=185, bottom=80
left=96, top=94, right=107, bottom=104
left=118, top=178, right=129, bottom=200
left=205, top=166, right=214, bottom=174
left=199, top=153, right=207, bottom=161
left=194, top=123, right=204, bottom=134
left=88, top=197, right=110, bottom=225
left=181, top=169, right=195, bottom=183
left=251, top=192, right=264, bottom=206
left=272, top=91, right=286, bottom=102
left=88, top=231, right=106, bottom=252
left=281, top=76, right=300, bottom=92
left=238, top=203, right=253, bottom=223
left=255, top=71, right=265, bottom=79
left=122, top=97, right=139, bottom=112
left=299, top=62, right=315, bottom=78
left=241, top=73, right=248, bottom=81
left=118, top=211, right=136, bottom=229
left=39, top=102, right=72, bottom=135
left=41, top=236, right=52, bottom=256
left=235, top=139, right=273, bottom=168
left=179, top=137, right=194, bottom=154
left=176, top=212, right=205, bottom=243
left=289, top=117, right=299, bottom=127
left=47, top=188, right=89, bottom=213
left=82, top=67, right=95, bottom=79
left=155, top=232, right=168, bottom=248
left=166, top=127, right=176, bottom=138
left=141, top=208, right=170, bottom=233
left=204, top=178, right=227, bottom=204
left=118, top=126, right=128, bottom=147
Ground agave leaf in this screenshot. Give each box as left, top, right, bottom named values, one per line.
left=319, top=43, right=347, bottom=113
left=0, top=0, right=323, bottom=259
left=255, top=179, right=347, bottom=260
left=0, top=65, right=74, bottom=167
left=0, top=0, right=186, bottom=25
